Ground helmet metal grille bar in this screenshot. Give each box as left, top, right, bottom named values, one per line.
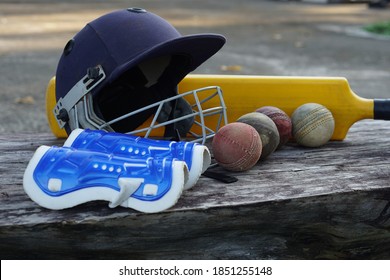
left=100, top=86, right=228, bottom=144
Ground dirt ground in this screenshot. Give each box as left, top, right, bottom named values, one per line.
left=0, top=0, right=389, bottom=133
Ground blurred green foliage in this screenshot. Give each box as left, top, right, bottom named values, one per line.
left=364, top=21, right=390, bottom=36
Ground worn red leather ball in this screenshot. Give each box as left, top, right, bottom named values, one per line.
left=212, top=122, right=262, bottom=172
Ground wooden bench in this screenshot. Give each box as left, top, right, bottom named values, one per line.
left=1, top=120, right=390, bottom=259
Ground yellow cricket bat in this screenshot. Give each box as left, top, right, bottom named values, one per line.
left=46, top=74, right=390, bottom=140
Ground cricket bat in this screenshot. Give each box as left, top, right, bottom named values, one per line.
left=46, top=75, right=390, bottom=140
left=180, top=75, right=390, bottom=140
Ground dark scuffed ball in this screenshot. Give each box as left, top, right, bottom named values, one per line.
left=237, top=112, right=279, bottom=160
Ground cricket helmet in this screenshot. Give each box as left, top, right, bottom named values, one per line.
left=51, top=8, right=227, bottom=143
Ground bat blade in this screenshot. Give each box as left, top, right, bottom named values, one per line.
left=179, top=74, right=374, bottom=140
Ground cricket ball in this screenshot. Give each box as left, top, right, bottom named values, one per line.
left=237, top=112, right=279, bottom=160
left=212, top=122, right=262, bottom=172
left=256, top=106, right=292, bottom=149
left=291, top=103, right=335, bottom=147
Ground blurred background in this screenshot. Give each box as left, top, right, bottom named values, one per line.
left=0, top=0, right=389, bottom=134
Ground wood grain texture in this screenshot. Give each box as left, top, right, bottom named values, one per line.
left=1, top=121, right=390, bottom=259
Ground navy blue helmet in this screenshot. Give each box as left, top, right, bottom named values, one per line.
left=53, top=8, right=226, bottom=142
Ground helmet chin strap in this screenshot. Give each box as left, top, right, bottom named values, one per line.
left=157, top=96, right=194, bottom=139
left=162, top=99, right=179, bottom=139
left=138, top=55, right=183, bottom=139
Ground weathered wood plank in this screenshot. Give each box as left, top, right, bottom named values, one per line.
left=1, top=120, right=390, bottom=259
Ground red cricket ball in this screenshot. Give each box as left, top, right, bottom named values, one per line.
left=212, top=122, right=262, bottom=172
left=256, top=106, right=292, bottom=149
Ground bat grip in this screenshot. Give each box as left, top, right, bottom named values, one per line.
left=374, top=99, right=390, bottom=120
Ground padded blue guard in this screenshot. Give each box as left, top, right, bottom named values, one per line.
left=66, top=129, right=194, bottom=168
left=23, top=145, right=187, bottom=212
left=64, top=129, right=211, bottom=189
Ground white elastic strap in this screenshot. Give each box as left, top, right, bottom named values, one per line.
left=109, top=177, right=144, bottom=208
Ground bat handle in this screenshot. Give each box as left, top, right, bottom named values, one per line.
left=374, top=99, right=390, bottom=120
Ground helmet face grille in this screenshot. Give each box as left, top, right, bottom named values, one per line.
left=75, top=85, right=227, bottom=144
left=109, top=85, right=228, bottom=144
